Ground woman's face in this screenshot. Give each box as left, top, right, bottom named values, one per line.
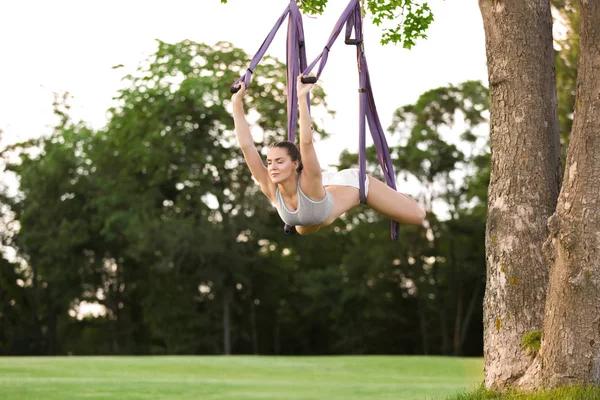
left=266, top=147, right=298, bottom=184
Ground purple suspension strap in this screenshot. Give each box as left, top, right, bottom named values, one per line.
left=232, top=0, right=399, bottom=240
left=231, top=0, right=309, bottom=235
left=301, top=0, right=399, bottom=240
left=231, top=0, right=307, bottom=143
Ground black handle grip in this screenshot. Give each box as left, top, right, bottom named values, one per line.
left=230, top=85, right=240, bottom=94
left=345, top=38, right=362, bottom=45
left=300, top=76, right=317, bottom=84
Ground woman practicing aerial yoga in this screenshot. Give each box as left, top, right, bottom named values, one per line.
left=231, top=76, right=425, bottom=236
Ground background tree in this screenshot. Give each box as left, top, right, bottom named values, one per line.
left=336, top=80, right=489, bottom=356
left=530, top=0, right=600, bottom=388
left=1, top=69, right=490, bottom=360
left=553, top=0, right=579, bottom=154
left=387, top=81, right=489, bottom=357
left=220, top=0, right=434, bottom=49
left=274, top=0, right=599, bottom=391
left=478, top=0, right=600, bottom=390
left=0, top=40, right=326, bottom=355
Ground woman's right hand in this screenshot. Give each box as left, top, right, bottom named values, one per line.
left=297, top=75, right=315, bottom=99
left=231, top=81, right=246, bottom=105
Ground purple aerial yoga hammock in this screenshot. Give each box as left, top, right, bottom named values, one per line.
left=231, top=0, right=400, bottom=240
left=230, top=0, right=307, bottom=143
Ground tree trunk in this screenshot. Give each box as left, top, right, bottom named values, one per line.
left=250, top=296, right=259, bottom=355
left=447, top=234, right=457, bottom=356
left=30, top=262, right=41, bottom=354
left=417, top=290, right=429, bottom=355
left=223, top=284, right=232, bottom=355
left=273, top=309, right=281, bottom=355
left=104, top=272, right=120, bottom=354
left=452, top=243, right=464, bottom=356
left=433, top=262, right=450, bottom=355
left=453, top=277, right=464, bottom=356
left=535, top=1, right=600, bottom=387
left=460, top=279, right=482, bottom=353
left=478, top=0, right=562, bottom=388
left=46, top=305, right=57, bottom=355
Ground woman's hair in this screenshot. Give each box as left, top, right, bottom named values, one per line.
left=269, top=141, right=303, bottom=173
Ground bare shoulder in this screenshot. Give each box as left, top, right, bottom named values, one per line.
left=298, top=171, right=326, bottom=200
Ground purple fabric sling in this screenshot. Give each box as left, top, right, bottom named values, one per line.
left=232, top=0, right=399, bottom=240
left=300, top=0, right=399, bottom=240
left=230, top=0, right=307, bottom=236
left=231, top=0, right=307, bottom=143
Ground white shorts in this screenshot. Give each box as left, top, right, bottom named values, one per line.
left=322, top=168, right=369, bottom=197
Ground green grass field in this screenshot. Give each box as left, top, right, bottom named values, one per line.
left=0, top=356, right=483, bottom=400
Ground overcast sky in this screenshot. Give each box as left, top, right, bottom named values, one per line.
left=0, top=0, right=487, bottom=156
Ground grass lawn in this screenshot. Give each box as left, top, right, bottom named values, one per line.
left=0, top=355, right=483, bottom=400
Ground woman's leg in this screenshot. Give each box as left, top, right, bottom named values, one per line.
left=322, top=175, right=425, bottom=227
left=365, top=176, right=425, bottom=225
left=307, top=173, right=424, bottom=232
left=321, top=185, right=361, bottom=226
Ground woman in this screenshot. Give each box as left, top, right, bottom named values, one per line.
left=231, top=76, right=425, bottom=235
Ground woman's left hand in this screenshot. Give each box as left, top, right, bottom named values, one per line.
left=231, top=81, right=246, bottom=105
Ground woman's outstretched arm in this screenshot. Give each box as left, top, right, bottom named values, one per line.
left=296, top=76, right=324, bottom=193
left=231, top=83, right=274, bottom=199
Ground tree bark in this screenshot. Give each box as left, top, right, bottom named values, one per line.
left=478, top=0, right=562, bottom=388
left=535, top=0, right=600, bottom=387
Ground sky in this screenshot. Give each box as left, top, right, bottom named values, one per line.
left=0, top=0, right=487, bottom=161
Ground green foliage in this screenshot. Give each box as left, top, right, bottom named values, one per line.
left=220, top=0, right=433, bottom=49
left=336, top=80, right=489, bottom=357
left=0, top=0, right=584, bottom=363
left=1, top=67, right=491, bottom=358
left=521, top=330, right=542, bottom=356
left=0, top=39, right=303, bottom=355
left=366, top=0, right=434, bottom=48
left=0, top=257, right=33, bottom=354
left=1, top=34, right=490, bottom=358
left=551, top=0, right=579, bottom=160
left=387, top=80, right=489, bottom=195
